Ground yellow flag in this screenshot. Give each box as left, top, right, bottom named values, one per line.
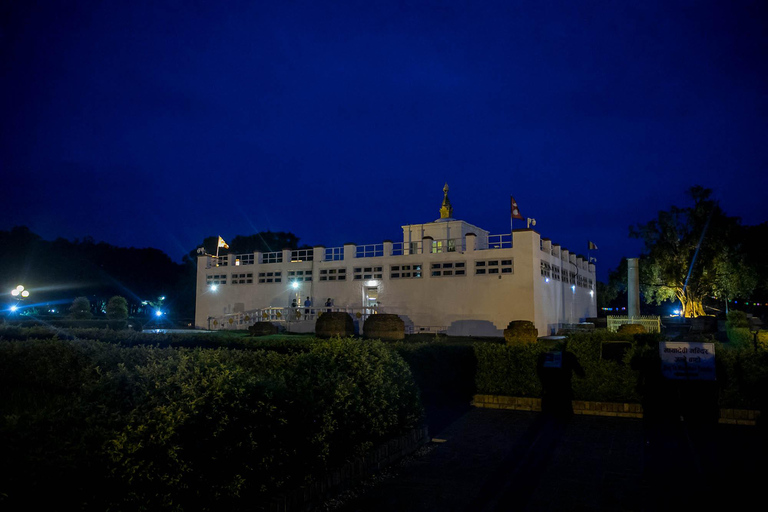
left=218, top=236, right=229, bottom=249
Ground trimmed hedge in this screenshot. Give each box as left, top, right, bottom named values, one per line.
left=503, top=320, right=538, bottom=345
left=248, top=321, right=278, bottom=336
left=315, top=312, right=355, bottom=338
left=617, top=323, right=646, bottom=335
left=0, top=337, right=423, bottom=511
left=364, top=314, right=405, bottom=341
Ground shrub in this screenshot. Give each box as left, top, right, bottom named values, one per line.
left=617, top=323, right=646, bottom=335
left=503, top=320, right=538, bottom=345
left=363, top=314, right=405, bottom=341
left=106, top=296, right=128, bottom=320
left=691, top=315, right=717, bottom=333
left=475, top=342, right=546, bottom=396
left=69, top=297, right=93, bottom=319
left=315, top=312, right=355, bottom=338
left=248, top=321, right=278, bottom=336
left=726, top=310, right=750, bottom=329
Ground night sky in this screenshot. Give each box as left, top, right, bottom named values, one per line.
left=2, top=1, right=766, bottom=281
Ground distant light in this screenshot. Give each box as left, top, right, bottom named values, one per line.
left=291, top=281, right=299, bottom=289
left=10, top=305, right=17, bottom=312
left=15, top=285, right=24, bottom=291
left=571, top=285, right=576, bottom=292
left=545, top=278, right=549, bottom=283
left=11, top=289, right=19, bottom=296
left=589, top=290, right=594, bottom=297
left=21, top=290, right=29, bottom=298
left=159, top=296, right=166, bottom=301
left=366, top=280, right=379, bottom=287
left=673, top=309, right=680, bottom=316
left=155, top=310, right=163, bottom=317
left=210, top=285, right=218, bottom=291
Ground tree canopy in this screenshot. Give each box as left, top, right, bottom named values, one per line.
left=630, top=186, right=757, bottom=317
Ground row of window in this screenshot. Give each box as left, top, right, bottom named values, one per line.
left=207, top=260, right=516, bottom=286
left=541, top=262, right=593, bottom=287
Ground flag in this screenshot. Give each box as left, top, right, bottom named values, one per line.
left=218, top=236, right=229, bottom=249
left=511, top=196, right=523, bottom=220
left=588, top=241, right=598, bottom=250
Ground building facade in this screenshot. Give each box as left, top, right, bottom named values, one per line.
left=195, top=187, right=597, bottom=336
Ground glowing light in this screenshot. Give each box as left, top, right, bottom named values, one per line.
left=545, top=278, right=549, bottom=283
left=589, top=290, right=594, bottom=297
left=291, top=281, right=299, bottom=289
left=11, top=289, right=19, bottom=297
left=673, top=309, right=681, bottom=316
left=155, top=310, right=163, bottom=317
left=210, top=285, right=218, bottom=291
left=21, top=290, right=29, bottom=298
left=10, top=305, right=17, bottom=312
left=366, top=280, right=379, bottom=287
left=159, top=296, right=166, bottom=301
left=571, top=285, right=576, bottom=292
left=15, top=285, right=24, bottom=291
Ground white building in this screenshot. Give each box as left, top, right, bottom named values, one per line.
left=195, top=185, right=597, bottom=336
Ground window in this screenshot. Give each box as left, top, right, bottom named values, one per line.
left=206, top=274, right=227, bottom=285
left=258, top=271, right=282, bottom=283
left=476, top=259, right=513, bottom=275
left=214, top=256, right=228, bottom=267
left=231, top=273, right=253, bottom=284
left=540, top=261, right=551, bottom=278
left=430, top=262, right=465, bottom=277
left=390, top=264, right=422, bottom=279
left=287, top=270, right=312, bottom=282
left=319, top=268, right=347, bottom=281
left=552, top=266, right=561, bottom=281
left=354, top=267, right=382, bottom=280
left=235, top=254, right=254, bottom=266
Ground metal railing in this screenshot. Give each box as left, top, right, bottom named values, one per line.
left=485, top=233, right=513, bottom=249
left=261, top=251, right=282, bottom=264
left=391, top=241, right=422, bottom=255
left=607, top=315, right=661, bottom=333
left=355, top=244, right=384, bottom=258
left=325, top=246, right=344, bottom=261
left=210, top=306, right=383, bottom=330
left=291, top=249, right=313, bottom=262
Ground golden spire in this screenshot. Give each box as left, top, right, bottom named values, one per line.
left=439, top=182, right=453, bottom=219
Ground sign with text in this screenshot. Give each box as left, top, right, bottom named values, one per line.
left=659, top=342, right=716, bottom=381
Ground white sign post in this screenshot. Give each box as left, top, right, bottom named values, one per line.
left=659, top=342, right=716, bottom=381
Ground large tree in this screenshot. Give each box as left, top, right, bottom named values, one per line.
left=630, top=186, right=756, bottom=317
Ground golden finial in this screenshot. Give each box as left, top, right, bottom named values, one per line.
left=439, top=182, right=453, bottom=219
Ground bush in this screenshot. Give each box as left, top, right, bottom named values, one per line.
left=726, top=310, right=750, bottom=329
left=691, top=315, right=717, bottom=333
left=106, top=296, right=128, bottom=320
left=0, top=336, right=423, bottom=511
left=503, top=320, right=538, bottom=345
left=315, top=312, right=355, bottom=338
left=248, top=321, right=278, bottom=336
left=69, top=296, right=93, bottom=319
left=617, top=323, right=646, bottom=335
left=363, top=314, right=405, bottom=341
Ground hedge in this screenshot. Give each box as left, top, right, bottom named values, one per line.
left=0, top=337, right=423, bottom=512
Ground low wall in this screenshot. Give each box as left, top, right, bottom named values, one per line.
left=472, top=395, right=760, bottom=424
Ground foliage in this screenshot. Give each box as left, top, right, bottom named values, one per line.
left=69, top=296, right=93, bottom=319
left=475, top=342, right=546, bottom=396
left=503, top=320, right=538, bottom=345
left=247, top=321, right=279, bottom=336
left=315, top=312, right=355, bottom=338
left=630, top=186, right=757, bottom=317
left=0, top=337, right=423, bottom=511
left=617, top=323, right=646, bottom=335
left=106, top=296, right=128, bottom=320
left=363, top=314, right=405, bottom=341
left=726, top=310, right=750, bottom=329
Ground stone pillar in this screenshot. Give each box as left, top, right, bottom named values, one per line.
left=383, top=240, right=393, bottom=256
left=465, top=233, right=476, bottom=252
left=282, top=248, right=292, bottom=263
left=627, top=258, right=640, bottom=318
left=313, top=245, right=325, bottom=262
left=343, top=243, right=356, bottom=261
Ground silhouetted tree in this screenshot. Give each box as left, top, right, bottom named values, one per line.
left=69, top=297, right=92, bottom=319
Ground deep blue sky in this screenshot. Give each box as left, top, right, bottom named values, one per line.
left=2, top=1, right=766, bottom=281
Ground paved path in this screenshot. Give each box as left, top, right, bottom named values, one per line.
left=333, top=409, right=766, bottom=511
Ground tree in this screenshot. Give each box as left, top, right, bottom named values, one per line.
left=69, top=297, right=93, bottom=319
left=106, top=296, right=128, bottom=320
left=630, top=186, right=757, bottom=317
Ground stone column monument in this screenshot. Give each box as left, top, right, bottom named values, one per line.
left=627, top=257, right=640, bottom=318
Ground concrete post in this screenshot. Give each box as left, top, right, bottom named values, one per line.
left=628, top=258, right=640, bottom=318
left=465, top=233, right=476, bottom=252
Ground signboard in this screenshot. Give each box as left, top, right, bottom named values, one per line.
left=659, top=342, right=716, bottom=381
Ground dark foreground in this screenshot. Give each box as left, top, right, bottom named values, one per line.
left=333, top=408, right=766, bottom=511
